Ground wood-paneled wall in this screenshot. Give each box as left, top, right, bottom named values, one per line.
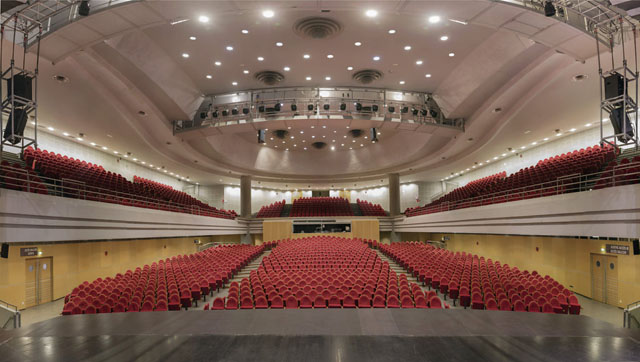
left=0, top=235, right=239, bottom=310
left=262, top=219, right=379, bottom=242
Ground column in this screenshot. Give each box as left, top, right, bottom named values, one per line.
left=388, top=173, right=400, bottom=216
left=240, top=175, right=252, bottom=217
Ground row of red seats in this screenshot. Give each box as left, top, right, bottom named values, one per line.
left=406, top=145, right=616, bottom=216
left=22, top=147, right=236, bottom=219
left=0, top=161, right=48, bottom=194
left=290, top=197, right=353, bottom=217
left=594, top=155, right=640, bottom=189
left=211, top=237, right=447, bottom=309
left=380, top=242, right=581, bottom=314
left=356, top=199, right=387, bottom=216
left=61, top=244, right=263, bottom=315
left=256, top=200, right=285, bottom=218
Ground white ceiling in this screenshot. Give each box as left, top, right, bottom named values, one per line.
left=10, top=0, right=616, bottom=188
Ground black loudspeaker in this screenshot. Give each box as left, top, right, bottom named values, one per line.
left=3, top=108, right=28, bottom=144
left=610, top=108, right=634, bottom=143
left=0, top=243, right=8, bottom=259
left=633, top=239, right=639, bottom=255
left=257, top=129, right=266, bottom=144
left=78, top=0, right=90, bottom=16
left=7, top=74, right=33, bottom=101
left=604, top=72, right=625, bottom=100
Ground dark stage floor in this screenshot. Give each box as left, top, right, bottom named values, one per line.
left=1, top=309, right=639, bottom=362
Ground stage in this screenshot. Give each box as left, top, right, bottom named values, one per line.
left=0, top=309, right=638, bottom=361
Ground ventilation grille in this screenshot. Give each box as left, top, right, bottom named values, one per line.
left=311, top=142, right=327, bottom=149
left=255, top=71, right=285, bottom=86
left=273, top=130, right=289, bottom=139
left=293, top=17, right=343, bottom=39
left=352, top=69, right=383, bottom=84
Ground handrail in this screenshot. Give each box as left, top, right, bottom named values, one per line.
left=0, top=299, right=20, bottom=329
left=406, top=158, right=640, bottom=216
left=0, top=164, right=236, bottom=219
left=623, top=300, right=640, bottom=328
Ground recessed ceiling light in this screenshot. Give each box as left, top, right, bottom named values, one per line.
left=365, top=9, right=378, bottom=18
left=47, top=126, right=54, bottom=131
left=306, top=76, right=312, bottom=80
left=63, top=132, right=70, bottom=136
left=226, top=46, right=233, bottom=51
left=404, top=45, right=412, bottom=51
left=354, top=42, right=362, bottom=47
left=531, top=142, right=537, bottom=145
left=198, top=15, right=209, bottom=23
left=276, top=42, right=283, bottom=47
left=331, top=146, right=335, bottom=150
left=76, top=137, right=83, bottom=141
left=232, top=81, right=238, bottom=86
left=347, top=66, right=353, bottom=71
left=182, top=53, right=189, bottom=58
left=113, top=151, right=119, bottom=154
left=325, top=76, right=331, bottom=80
left=283, top=66, right=290, bottom=71
left=570, top=128, right=577, bottom=132
left=449, top=52, right=455, bottom=57
left=189, top=36, right=196, bottom=41
left=257, top=56, right=264, bottom=61
left=425, top=74, right=432, bottom=78
left=520, top=146, right=526, bottom=149
left=543, top=137, right=549, bottom=141
left=303, top=54, right=310, bottom=59
left=262, top=10, right=274, bottom=18
left=327, top=54, right=334, bottom=59
left=440, top=35, right=449, bottom=41
left=399, top=81, right=405, bottom=85
left=556, top=133, right=563, bottom=136
left=428, top=15, right=441, bottom=24
left=416, top=60, right=423, bottom=65
left=206, top=75, right=212, bottom=79
left=243, top=70, right=249, bottom=74
left=241, top=29, right=249, bottom=34
left=102, top=146, right=108, bottom=150
left=373, top=56, right=380, bottom=61
left=585, top=123, right=592, bottom=127
left=388, top=29, right=396, bottom=34
left=214, top=61, right=221, bottom=66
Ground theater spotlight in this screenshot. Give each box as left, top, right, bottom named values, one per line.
left=274, top=103, right=281, bottom=112
left=242, top=107, right=250, bottom=114
left=412, top=108, right=419, bottom=116
left=78, top=0, right=90, bottom=16
left=231, top=108, right=239, bottom=115
left=340, top=103, right=346, bottom=111
left=388, top=106, right=395, bottom=113
left=307, top=104, right=314, bottom=111
left=258, top=105, right=265, bottom=113
left=544, top=1, right=556, bottom=17
left=222, top=109, right=229, bottom=117
left=420, top=109, right=428, bottom=117
left=356, top=103, right=362, bottom=111
left=323, top=104, right=330, bottom=111
left=212, top=111, right=219, bottom=118
left=401, top=106, right=409, bottom=114
left=372, top=104, right=379, bottom=112
left=291, top=104, right=297, bottom=111
left=430, top=109, right=439, bottom=118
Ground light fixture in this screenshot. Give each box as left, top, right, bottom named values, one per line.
left=306, top=76, right=312, bottom=80
left=331, top=146, right=335, bottom=150
left=354, top=42, right=362, bottom=46
left=63, top=132, right=70, bottom=136
left=303, top=54, right=310, bottom=59
left=416, top=60, right=423, bottom=65
left=520, top=146, right=526, bottom=149
left=365, top=9, right=378, bottom=18
left=90, top=142, right=96, bottom=146
left=373, top=56, right=380, bottom=61
left=226, top=46, right=234, bottom=51
left=214, top=61, right=221, bottom=66
left=242, top=29, right=249, bottom=34
left=262, top=10, right=275, bottom=18
left=531, top=142, right=537, bottom=145
left=428, top=15, right=441, bottom=23
left=425, top=74, right=432, bottom=78
left=388, top=29, right=396, bottom=34
left=76, top=137, right=83, bottom=141
left=276, top=42, right=284, bottom=47
left=243, top=70, right=249, bottom=74
left=283, top=66, right=290, bottom=71
left=102, top=146, right=108, bottom=150
left=189, top=36, right=196, bottom=40
left=569, top=128, right=577, bottom=132
left=47, top=126, right=54, bottom=131
left=449, top=52, right=455, bottom=57
left=182, top=53, right=189, bottom=58
left=404, top=45, right=412, bottom=51
left=257, top=56, right=264, bottom=61
left=440, top=35, right=449, bottom=41
left=206, top=75, right=212, bottom=79
left=399, top=81, right=405, bottom=85
left=543, top=137, right=549, bottom=141
left=585, top=123, right=592, bottom=127
left=325, top=76, right=331, bottom=80
left=544, top=1, right=556, bottom=17
left=347, top=66, right=353, bottom=71
left=327, top=54, right=334, bottom=59
left=232, top=81, right=238, bottom=86
left=198, top=15, right=209, bottom=23
left=556, top=133, right=563, bottom=136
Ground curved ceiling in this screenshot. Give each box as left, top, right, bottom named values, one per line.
left=15, top=0, right=614, bottom=188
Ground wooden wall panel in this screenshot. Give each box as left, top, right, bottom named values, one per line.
left=262, top=219, right=380, bottom=242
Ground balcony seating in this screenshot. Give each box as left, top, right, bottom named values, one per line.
left=233, top=236, right=442, bottom=309
left=0, top=161, right=49, bottom=194
left=289, top=197, right=353, bottom=217
left=62, top=244, right=263, bottom=315
left=21, top=147, right=236, bottom=219
left=356, top=199, right=387, bottom=216
left=256, top=200, right=286, bottom=218
left=379, top=241, right=580, bottom=314
left=405, top=144, right=616, bottom=216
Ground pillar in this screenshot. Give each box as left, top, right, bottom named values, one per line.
left=240, top=175, right=251, bottom=218
left=388, top=173, right=400, bottom=216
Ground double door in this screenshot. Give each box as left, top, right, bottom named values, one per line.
left=24, top=257, right=53, bottom=308
left=591, top=254, right=619, bottom=306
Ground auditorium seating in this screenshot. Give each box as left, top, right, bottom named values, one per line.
left=216, top=236, right=443, bottom=309
left=405, top=145, right=616, bottom=216
left=20, top=147, right=236, bottom=219
left=289, top=197, right=353, bottom=217
left=379, top=242, right=580, bottom=314
left=593, top=155, right=640, bottom=189
left=61, top=244, right=263, bottom=315
left=256, top=200, right=285, bottom=218
left=356, top=199, right=387, bottom=216
left=0, top=160, right=48, bottom=195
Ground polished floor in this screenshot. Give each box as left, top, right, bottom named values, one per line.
left=1, top=309, right=639, bottom=362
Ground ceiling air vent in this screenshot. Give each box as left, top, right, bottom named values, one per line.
left=311, top=142, right=327, bottom=149
left=255, top=71, right=285, bottom=86
left=352, top=69, right=383, bottom=84
left=348, top=129, right=364, bottom=138
left=272, top=130, right=289, bottom=139
left=293, top=17, right=343, bottom=39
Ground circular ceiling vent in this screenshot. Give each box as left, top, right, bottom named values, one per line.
left=348, top=129, right=364, bottom=138
left=272, top=130, right=289, bottom=139
left=311, top=141, right=327, bottom=149
left=293, top=17, right=343, bottom=39
left=573, top=74, right=588, bottom=82
left=53, top=75, right=69, bottom=83
left=255, top=71, right=285, bottom=86
left=352, top=69, right=383, bottom=84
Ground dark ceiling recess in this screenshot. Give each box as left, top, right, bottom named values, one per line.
left=293, top=16, right=343, bottom=39
left=1, top=1, right=24, bottom=14
left=352, top=69, right=383, bottom=84
left=311, top=142, right=327, bottom=149
left=348, top=129, right=364, bottom=138
left=255, top=71, right=285, bottom=86
left=272, top=130, right=289, bottom=139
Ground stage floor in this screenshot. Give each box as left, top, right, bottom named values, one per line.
left=1, top=309, right=639, bottom=361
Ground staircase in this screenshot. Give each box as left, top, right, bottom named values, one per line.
left=350, top=203, right=362, bottom=216
left=280, top=204, right=292, bottom=217
left=1, top=150, right=26, bottom=168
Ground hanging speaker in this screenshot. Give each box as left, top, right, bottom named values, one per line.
left=0, top=243, right=8, bottom=259
left=3, top=108, right=28, bottom=145
left=7, top=74, right=33, bottom=101
left=633, top=239, right=639, bottom=255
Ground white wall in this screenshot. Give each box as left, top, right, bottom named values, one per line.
left=452, top=126, right=615, bottom=187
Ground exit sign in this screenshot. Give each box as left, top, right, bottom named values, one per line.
left=606, top=244, right=629, bottom=255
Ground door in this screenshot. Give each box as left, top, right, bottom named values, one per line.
left=591, top=254, right=619, bottom=306
left=24, top=257, right=53, bottom=307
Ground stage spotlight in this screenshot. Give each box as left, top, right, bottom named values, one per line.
left=258, top=105, right=265, bottom=113
left=356, top=103, right=362, bottom=111
left=308, top=104, right=314, bottom=111
left=388, top=106, right=395, bottom=113
left=412, top=108, right=419, bottom=116
left=231, top=108, right=239, bottom=115
left=212, top=111, right=219, bottom=118
left=242, top=108, right=250, bottom=114
left=340, top=103, right=346, bottom=111
left=323, top=104, right=330, bottom=111
left=420, top=109, right=428, bottom=117
left=199, top=112, right=206, bottom=119
left=430, top=109, right=439, bottom=118
left=372, top=105, right=379, bottom=112
left=544, top=1, right=556, bottom=17
left=291, top=104, right=297, bottom=111
left=401, top=106, right=409, bottom=114
left=78, top=0, right=90, bottom=16
left=274, top=103, right=281, bottom=112
left=222, top=110, right=229, bottom=117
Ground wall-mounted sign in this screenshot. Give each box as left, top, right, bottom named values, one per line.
left=20, top=247, right=38, bottom=257
left=606, top=244, right=629, bottom=255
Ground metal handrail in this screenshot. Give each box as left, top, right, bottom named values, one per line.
left=406, top=159, right=640, bottom=216
left=623, top=300, right=640, bottom=328
left=0, top=299, right=20, bottom=329
left=0, top=164, right=236, bottom=219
